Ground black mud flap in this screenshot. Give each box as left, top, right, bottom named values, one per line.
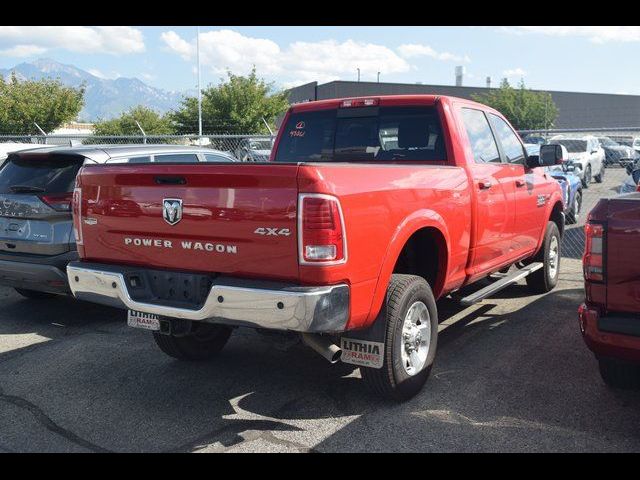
left=339, top=306, right=387, bottom=369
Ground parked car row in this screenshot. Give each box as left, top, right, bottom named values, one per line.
left=1, top=96, right=639, bottom=402
left=525, top=144, right=583, bottom=224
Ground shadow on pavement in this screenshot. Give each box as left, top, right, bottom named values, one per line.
left=0, top=283, right=639, bottom=452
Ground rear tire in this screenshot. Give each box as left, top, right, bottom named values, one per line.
left=598, top=357, right=640, bottom=389
left=360, top=274, right=438, bottom=402
left=153, top=323, right=232, bottom=361
left=526, top=221, right=561, bottom=294
left=14, top=288, right=57, bottom=300
left=594, top=164, right=605, bottom=183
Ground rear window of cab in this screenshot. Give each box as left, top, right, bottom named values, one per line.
left=274, top=106, right=447, bottom=163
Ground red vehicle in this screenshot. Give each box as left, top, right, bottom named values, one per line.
left=580, top=192, right=640, bottom=388
left=67, top=95, right=565, bottom=400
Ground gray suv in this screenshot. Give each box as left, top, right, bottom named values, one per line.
left=0, top=144, right=236, bottom=299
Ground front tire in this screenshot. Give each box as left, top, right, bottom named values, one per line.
left=526, top=221, right=561, bottom=294
left=360, top=274, right=438, bottom=402
left=598, top=357, right=640, bottom=389
left=581, top=164, right=592, bottom=188
left=566, top=191, right=581, bottom=225
left=153, top=323, right=232, bottom=361
left=14, top=288, right=57, bottom=300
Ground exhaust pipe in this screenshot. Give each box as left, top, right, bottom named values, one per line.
left=301, top=333, right=342, bottom=364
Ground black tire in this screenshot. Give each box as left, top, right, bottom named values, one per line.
left=598, top=357, right=640, bottom=389
left=566, top=191, right=581, bottom=225
left=152, top=323, right=232, bottom=361
left=360, top=274, right=438, bottom=402
left=526, top=221, right=561, bottom=294
left=581, top=164, right=592, bottom=188
left=14, top=288, right=57, bottom=300
left=594, top=164, right=605, bottom=183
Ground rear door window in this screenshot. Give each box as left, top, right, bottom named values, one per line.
left=460, top=108, right=501, bottom=164
left=0, top=154, right=85, bottom=194
left=153, top=154, right=200, bottom=163
left=274, top=105, right=447, bottom=163
left=204, top=153, right=234, bottom=162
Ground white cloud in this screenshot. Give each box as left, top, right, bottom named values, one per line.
left=397, top=43, right=470, bottom=63
left=0, top=44, right=47, bottom=57
left=0, top=26, right=145, bottom=55
left=161, top=29, right=411, bottom=86
left=160, top=30, right=192, bottom=60
left=500, top=26, right=640, bottom=44
left=503, top=67, right=526, bottom=77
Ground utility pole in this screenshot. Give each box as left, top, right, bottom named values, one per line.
left=357, top=68, right=360, bottom=82
left=377, top=71, right=380, bottom=83
left=197, top=25, right=203, bottom=138
left=135, top=120, right=147, bottom=144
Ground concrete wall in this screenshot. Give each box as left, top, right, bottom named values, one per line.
left=286, top=80, right=640, bottom=129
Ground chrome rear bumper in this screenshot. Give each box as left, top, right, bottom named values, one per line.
left=67, top=262, right=349, bottom=333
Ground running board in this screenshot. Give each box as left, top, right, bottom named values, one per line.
left=459, top=262, right=544, bottom=306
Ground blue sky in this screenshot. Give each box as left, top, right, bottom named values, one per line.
left=1, top=26, right=639, bottom=95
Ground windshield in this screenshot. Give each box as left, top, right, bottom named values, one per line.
left=598, top=137, right=617, bottom=147
left=274, top=106, right=446, bottom=163
left=0, top=153, right=84, bottom=194
left=555, top=140, right=587, bottom=153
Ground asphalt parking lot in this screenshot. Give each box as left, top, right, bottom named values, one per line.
left=1, top=167, right=639, bottom=453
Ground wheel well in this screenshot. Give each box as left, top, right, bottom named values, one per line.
left=393, top=227, right=447, bottom=297
left=551, top=201, right=565, bottom=237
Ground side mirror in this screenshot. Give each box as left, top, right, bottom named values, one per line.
left=527, top=143, right=567, bottom=168
left=633, top=169, right=640, bottom=185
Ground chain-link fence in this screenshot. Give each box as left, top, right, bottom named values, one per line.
left=0, top=134, right=276, bottom=162
left=1, top=129, right=637, bottom=260
left=519, top=127, right=640, bottom=260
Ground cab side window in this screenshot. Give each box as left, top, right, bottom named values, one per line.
left=488, top=113, right=526, bottom=165
left=460, top=108, right=501, bottom=164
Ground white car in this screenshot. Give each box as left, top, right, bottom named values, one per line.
left=549, top=135, right=605, bottom=188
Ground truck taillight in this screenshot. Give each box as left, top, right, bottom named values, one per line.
left=584, top=222, right=605, bottom=282
left=72, top=187, right=82, bottom=245
left=299, top=193, right=347, bottom=265
left=340, top=98, right=379, bottom=108
left=40, top=192, right=73, bottom=212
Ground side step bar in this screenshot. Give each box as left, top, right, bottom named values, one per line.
left=459, top=262, right=544, bottom=306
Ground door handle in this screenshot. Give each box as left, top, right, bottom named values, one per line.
left=515, top=179, right=526, bottom=187
left=478, top=180, right=492, bottom=190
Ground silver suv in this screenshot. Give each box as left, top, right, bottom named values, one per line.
left=0, top=144, right=236, bottom=299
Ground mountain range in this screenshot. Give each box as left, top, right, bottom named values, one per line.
left=0, top=58, right=188, bottom=121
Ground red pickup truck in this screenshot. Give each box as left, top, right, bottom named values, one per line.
left=580, top=191, right=640, bottom=388
left=67, top=95, right=565, bottom=400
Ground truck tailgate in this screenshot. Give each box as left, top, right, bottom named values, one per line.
left=606, top=196, right=640, bottom=313
left=76, top=163, right=300, bottom=281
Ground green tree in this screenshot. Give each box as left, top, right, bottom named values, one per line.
left=93, top=105, right=174, bottom=136
left=0, top=73, right=85, bottom=134
left=170, top=68, right=289, bottom=134
left=472, top=79, right=558, bottom=131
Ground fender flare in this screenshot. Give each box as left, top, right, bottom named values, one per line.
left=365, top=209, right=451, bottom=324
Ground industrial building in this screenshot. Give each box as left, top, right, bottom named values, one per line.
left=286, top=77, right=640, bottom=129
